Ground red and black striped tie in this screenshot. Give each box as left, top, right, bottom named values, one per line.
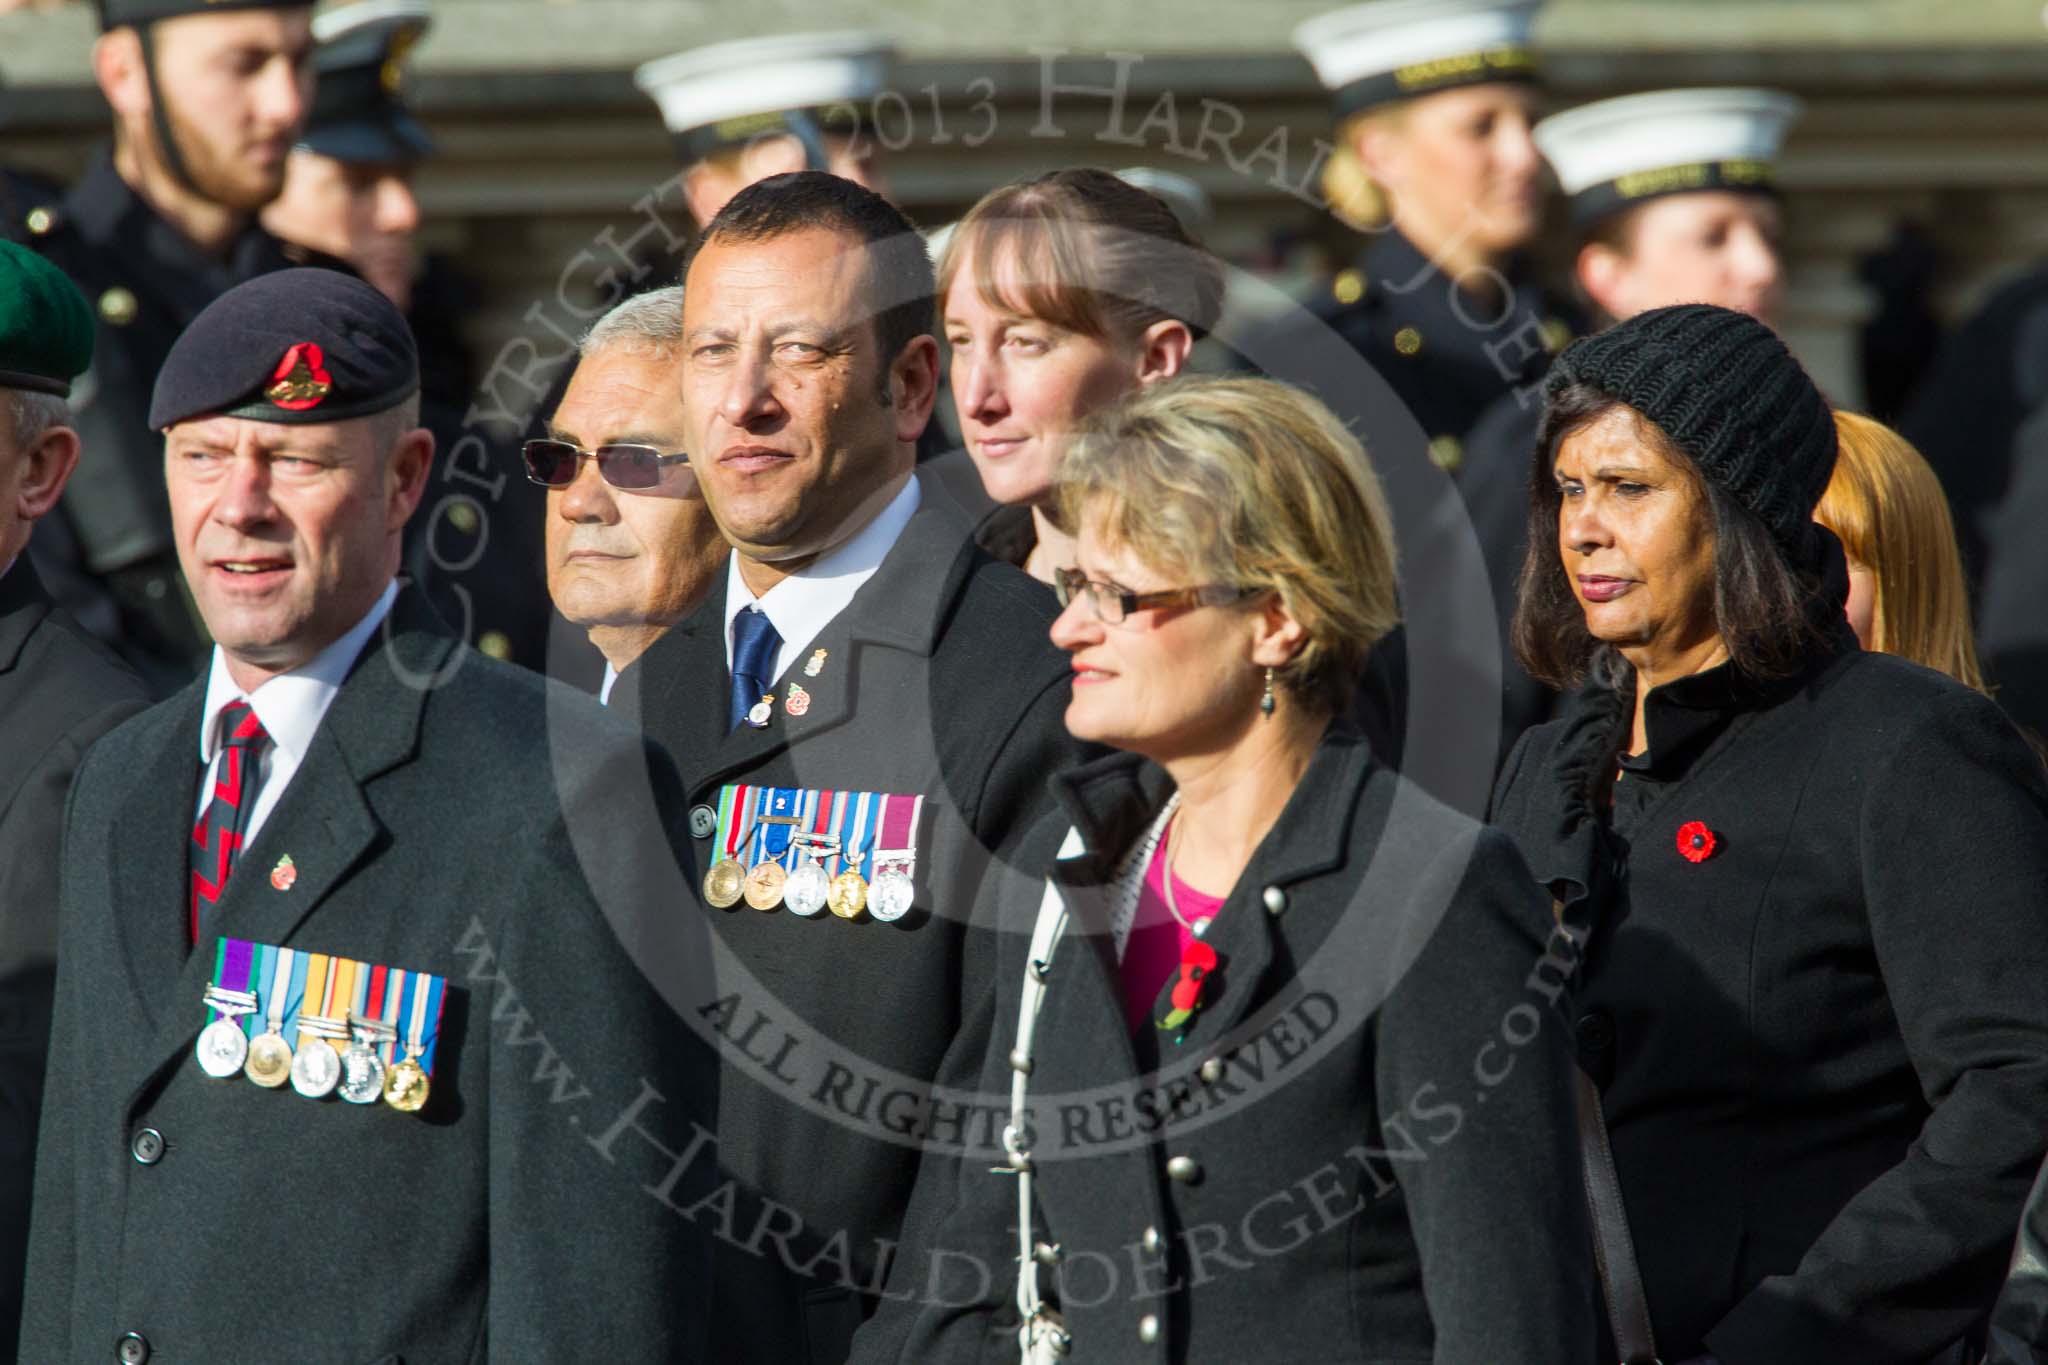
left=189, top=699, right=271, bottom=946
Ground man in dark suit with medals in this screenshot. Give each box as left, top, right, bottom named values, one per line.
left=0, top=241, right=151, bottom=1362
left=25, top=0, right=317, bottom=692
left=22, top=268, right=713, bottom=1363
left=614, top=171, right=1089, bottom=1363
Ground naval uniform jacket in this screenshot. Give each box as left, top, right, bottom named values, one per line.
left=0, top=561, right=148, bottom=1358
left=618, top=478, right=1091, bottom=1363
left=26, top=155, right=300, bottom=690
left=852, top=724, right=1598, bottom=1365
left=1241, top=229, right=1572, bottom=473
left=21, top=588, right=715, bottom=1364
left=1490, top=618, right=2048, bottom=1364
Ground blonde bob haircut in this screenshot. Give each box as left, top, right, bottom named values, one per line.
left=1816, top=411, right=1987, bottom=693
left=1057, top=375, right=1399, bottom=716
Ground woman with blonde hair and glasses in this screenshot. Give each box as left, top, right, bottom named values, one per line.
left=1816, top=410, right=1988, bottom=691
left=852, top=375, right=1593, bottom=1364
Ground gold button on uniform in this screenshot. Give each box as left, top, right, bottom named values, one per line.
left=1542, top=317, right=1574, bottom=354
left=25, top=205, right=54, bottom=236
left=478, top=630, right=512, bottom=660
left=99, top=288, right=138, bottom=327
left=1331, top=268, right=1365, bottom=306
left=448, top=502, right=479, bottom=534
left=1394, top=326, right=1423, bottom=357
left=1428, top=435, right=1464, bottom=474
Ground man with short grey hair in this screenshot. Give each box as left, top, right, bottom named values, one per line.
left=531, top=284, right=727, bottom=701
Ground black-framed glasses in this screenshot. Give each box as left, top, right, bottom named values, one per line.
left=522, top=439, right=692, bottom=491
left=1053, top=567, right=1262, bottom=625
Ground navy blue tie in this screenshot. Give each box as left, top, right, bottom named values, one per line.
left=729, top=608, right=784, bottom=732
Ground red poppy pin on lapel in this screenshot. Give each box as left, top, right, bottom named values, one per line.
left=271, top=854, right=297, bottom=891
left=1157, top=939, right=1220, bottom=1041
left=1676, top=821, right=1717, bottom=864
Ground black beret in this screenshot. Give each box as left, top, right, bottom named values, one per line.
left=149, top=268, right=419, bottom=430
left=302, top=1, right=436, bottom=164
left=0, top=240, right=95, bottom=399
left=1544, top=303, right=1837, bottom=551
left=99, top=0, right=313, bottom=31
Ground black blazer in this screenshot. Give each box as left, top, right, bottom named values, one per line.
left=1492, top=639, right=2048, bottom=1364
left=618, top=478, right=1093, bottom=1363
left=1991, top=1156, right=2048, bottom=1362
left=853, top=725, right=1597, bottom=1365
left=22, top=588, right=715, bottom=1364
left=0, top=562, right=148, bottom=1358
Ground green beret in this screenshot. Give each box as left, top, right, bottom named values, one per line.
left=0, top=240, right=94, bottom=399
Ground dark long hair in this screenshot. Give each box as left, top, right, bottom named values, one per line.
left=1512, top=381, right=1824, bottom=691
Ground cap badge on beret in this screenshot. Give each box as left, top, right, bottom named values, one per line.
left=382, top=24, right=421, bottom=96
left=267, top=343, right=334, bottom=412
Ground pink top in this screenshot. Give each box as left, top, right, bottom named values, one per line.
left=1120, top=824, right=1226, bottom=1035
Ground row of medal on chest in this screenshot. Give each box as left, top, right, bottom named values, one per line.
left=702, top=786, right=922, bottom=921
left=193, top=942, right=443, bottom=1115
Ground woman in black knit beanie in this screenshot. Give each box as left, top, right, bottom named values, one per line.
left=1490, top=302, right=2048, bottom=1365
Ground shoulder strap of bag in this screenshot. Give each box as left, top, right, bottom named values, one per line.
left=1556, top=900, right=1661, bottom=1365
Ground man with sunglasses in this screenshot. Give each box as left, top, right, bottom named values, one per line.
left=614, top=171, right=1088, bottom=1365
left=532, top=285, right=727, bottom=701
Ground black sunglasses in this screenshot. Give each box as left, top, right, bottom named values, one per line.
left=522, top=439, right=692, bottom=491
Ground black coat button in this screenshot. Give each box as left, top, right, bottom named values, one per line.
left=116, top=1332, right=150, bottom=1364
left=129, top=1128, right=164, bottom=1166
left=688, top=805, right=717, bottom=839
left=1575, top=1010, right=1616, bottom=1056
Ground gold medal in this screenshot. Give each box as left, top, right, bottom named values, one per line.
left=743, top=860, right=787, bottom=911
left=828, top=870, right=868, bottom=919
left=383, top=1056, right=430, bottom=1113
left=244, top=1029, right=294, bottom=1088
left=703, top=858, right=747, bottom=909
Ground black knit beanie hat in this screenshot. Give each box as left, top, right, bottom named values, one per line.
left=1543, top=303, right=1837, bottom=550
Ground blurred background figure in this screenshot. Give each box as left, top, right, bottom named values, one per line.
left=1818, top=410, right=1988, bottom=690
left=939, top=167, right=1221, bottom=580
left=1462, top=85, right=1801, bottom=761
left=1977, top=402, right=2048, bottom=743
left=634, top=30, right=896, bottom=231
left=535, top=285, right=725, bottom=699
left=1898, top=232, right=2048, bottom=587
left=1270, top=0, right=1571, bottom=476
left=25, top=0, right=315, bottom=693
left=262, top=0, right=548, bottom=669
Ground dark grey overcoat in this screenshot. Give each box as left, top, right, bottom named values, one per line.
left=21, top=588, right=715, bottom=1363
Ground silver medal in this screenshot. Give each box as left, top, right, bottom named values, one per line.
left=195, top=1017, right=250, bottom=1078
left=869, top=869, right=915, bottom=923
left=338, top=1042, right=386, bottom=1105
left=291, top=1037, right=342, bottom=1099
left=746, top=698, right=774, bottom=728
left=785, top=860, right=830, bottom=917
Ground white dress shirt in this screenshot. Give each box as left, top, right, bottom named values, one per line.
left=600, top=661, right=620, bottom=706
left=193, top=581, right=399, bottom=845
left=722, top=474, right=920, bottom=680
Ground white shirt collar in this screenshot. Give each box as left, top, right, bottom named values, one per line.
left=599, top=661, right=620, bottom=706
left=198, top=580, right=400, bottom=764
left=722, top=474, right=920, bottom=676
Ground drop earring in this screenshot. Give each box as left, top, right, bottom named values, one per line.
left=1260, top=667, right=1276, bottom=718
